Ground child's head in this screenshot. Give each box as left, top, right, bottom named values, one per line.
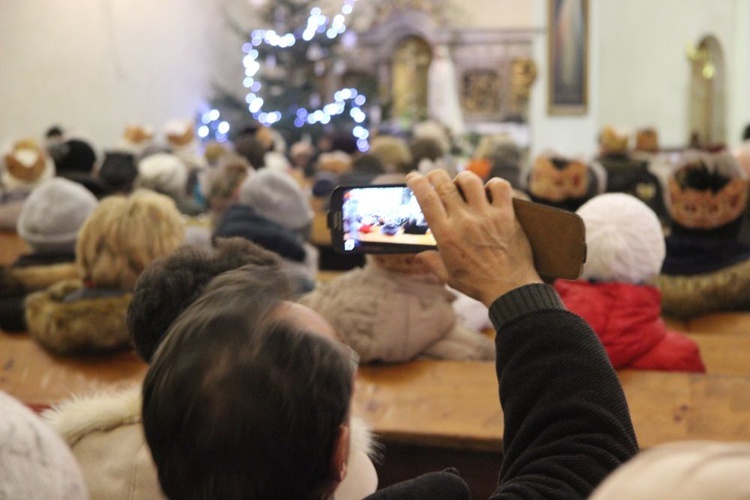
left=76, top=190, right=185, bottom=289
left=578, top=193, right=665, bottom=284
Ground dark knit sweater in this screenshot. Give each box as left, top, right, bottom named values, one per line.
left=367, top=284, right=638, bottom=499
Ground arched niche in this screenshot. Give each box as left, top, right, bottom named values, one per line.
left=688, top=35, right=727, bottom=147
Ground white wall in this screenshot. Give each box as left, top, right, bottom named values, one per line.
left=0, top=0, right=253, bottom=149
left=595, top=0, right=741, bottom=148
left=528, top=0, right=599, bottom=159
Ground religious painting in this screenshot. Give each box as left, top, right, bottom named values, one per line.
left=547, top=0, right=588, bottom=115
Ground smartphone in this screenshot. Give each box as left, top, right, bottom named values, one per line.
left=328, top=184, right=587, bottom=280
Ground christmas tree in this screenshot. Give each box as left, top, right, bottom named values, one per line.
left=199, top=0, right=371, bottom=150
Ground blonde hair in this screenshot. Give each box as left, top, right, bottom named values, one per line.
left=76, top=190, right=185, bottom=289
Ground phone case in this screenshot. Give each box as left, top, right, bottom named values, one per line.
left=513, top=198, right=586, bottom=280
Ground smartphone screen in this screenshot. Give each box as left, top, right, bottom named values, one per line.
left=329, top=183, right=587, bottom=279
left=330, top=184, right=437, bottom=254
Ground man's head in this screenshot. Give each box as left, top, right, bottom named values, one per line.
left=142, top=266, right=354, bottom=499
left=127, top=237, right=283, bottom=362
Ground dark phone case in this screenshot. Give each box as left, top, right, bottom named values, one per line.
left=328, top=187, right=586, bottom=280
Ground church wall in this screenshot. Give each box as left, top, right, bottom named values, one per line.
left=0, top=0, right=248, bottom=148
left=0, top=0, right=746, bottom=154
left=595, top=0, right=740, bottom=149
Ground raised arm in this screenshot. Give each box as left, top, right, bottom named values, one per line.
left=407, top=170, right=638, bottom=498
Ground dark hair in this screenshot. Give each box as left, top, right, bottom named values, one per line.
left=142, top=267, right=353, bottom=500
left=127, top=238, right=284, bottom=362
left=743, top=124, right=750, bottom=142
left=234, top=136, right=268, bottom=169
left=674, top=160, right=730, bottom=193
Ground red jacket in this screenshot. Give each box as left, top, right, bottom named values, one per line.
left=554, top=280, right=705, bottom=372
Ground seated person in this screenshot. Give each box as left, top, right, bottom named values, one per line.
left=656, top=152, right=750, bottom=318
left=593, top=126, right=669, bottom=224
left=526, top=152, right=602, bottom=212
left=143, top=170, right=637, bottom=499
left=0, top=139, right=55, bottom=230
left=44, top=238, right=379, bottom=500
left=0, top=178, right=97, bottom=332
left=554, top=193, right=705, bottom=372
left=25, top=190, right=185, bottom=355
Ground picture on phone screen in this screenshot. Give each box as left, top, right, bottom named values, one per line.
left=340, top=186, right=437, bottom=252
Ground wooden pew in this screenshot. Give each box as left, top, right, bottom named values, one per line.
left=664, top=313, right=750, bottom=376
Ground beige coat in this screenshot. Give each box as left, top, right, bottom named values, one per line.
left=300, top=263, right=495, bottom=363
left=45, top=388, right=379, bottom=500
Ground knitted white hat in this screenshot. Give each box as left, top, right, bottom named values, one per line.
left=578, top=193, right=665, bottom=283
left=137, top=153, right=189, bottom=199
left=17, top=177, right=98, bottom=253
left=239, top=169, right=312, bottom=234
left=0, top=391, right=88, bottom=499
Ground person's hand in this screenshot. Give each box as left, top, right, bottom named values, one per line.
left=407, top=170, right=542, bottom=307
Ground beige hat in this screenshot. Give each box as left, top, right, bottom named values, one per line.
left=591, top=441, right=750, bottom=499
left=0, top=391, right=88, bottom=499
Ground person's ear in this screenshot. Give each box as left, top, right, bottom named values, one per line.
left=330, top=423, right=350, bottom=483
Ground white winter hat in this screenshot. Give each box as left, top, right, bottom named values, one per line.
left=239, top=169, right=312, bottom=234
left=137, top=153, right=189, bottom=199
left=591, top=441, right=750, bottom=500
left=0, top=391, right=88, bottom=499
left=578, top=192, right=665, bottom=283
left=17, top=177, right=98, bottom=253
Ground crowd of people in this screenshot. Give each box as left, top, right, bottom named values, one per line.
left=1, top=117, right=750, bottom=498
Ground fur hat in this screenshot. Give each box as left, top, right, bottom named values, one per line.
left=122, top=124, right=154, bottom=152
left=99, top=152, right=138, bottom=193
left=17, top=178, right=98, bottom=254
left=76, top=190, right=185, bottom=290
left=0, top=391, right=88, bottom=499
left=50, top=139, right=98, bottom=177
left=578, top=193, right=666, bottom=283
left=600, top=126, right=630, bottom=154
left=239, top=169, right=312, bottom=236
left=136, top=153, right=189, bottom=199
left=635, top=127, right=659, bottom=153
left=528, top=154, right=591, bottom=207
left=591, top=441, right=750, bottom=499
left=163, top=119, right=195, bottom=148
left=668, top=153, right=748, bottom=231
left=2, top=139, right=55, bottom=190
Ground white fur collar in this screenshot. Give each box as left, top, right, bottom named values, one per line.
left=44, top=387, right=379, bottom=461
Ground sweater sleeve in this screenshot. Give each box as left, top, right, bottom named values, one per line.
left=488, top=284, right=638, bottom=499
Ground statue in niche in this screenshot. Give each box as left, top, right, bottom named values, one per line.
left=391, top=36, right=432, bottom=123
left=462, top=69, right=502, bottom=118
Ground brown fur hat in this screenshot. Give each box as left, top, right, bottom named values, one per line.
left=76, top=190, right=185, bottom=290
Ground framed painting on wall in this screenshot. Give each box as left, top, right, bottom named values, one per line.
left=547, top=0, right=588, bottom=115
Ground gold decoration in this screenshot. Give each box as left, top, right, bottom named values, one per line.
left=511, top=58, right=537, bottom=101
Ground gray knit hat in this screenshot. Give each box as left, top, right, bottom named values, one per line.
left=239, top=169, right=312, bottom=236
left=17, top=177, right=98, bottom=253
left=0, top=391, right=88, bottom=499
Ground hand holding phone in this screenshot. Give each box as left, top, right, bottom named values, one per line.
left=328, top=181, right=586, bottom=280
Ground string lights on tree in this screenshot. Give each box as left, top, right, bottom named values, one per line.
left=199, top=0, right=370, bottom=151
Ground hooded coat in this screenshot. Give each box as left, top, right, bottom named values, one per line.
left=554, top=280, right=705, bottom=372
left=299, top=262, right=495, bottom=363
left=44, top=387, right=379, bottom=500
